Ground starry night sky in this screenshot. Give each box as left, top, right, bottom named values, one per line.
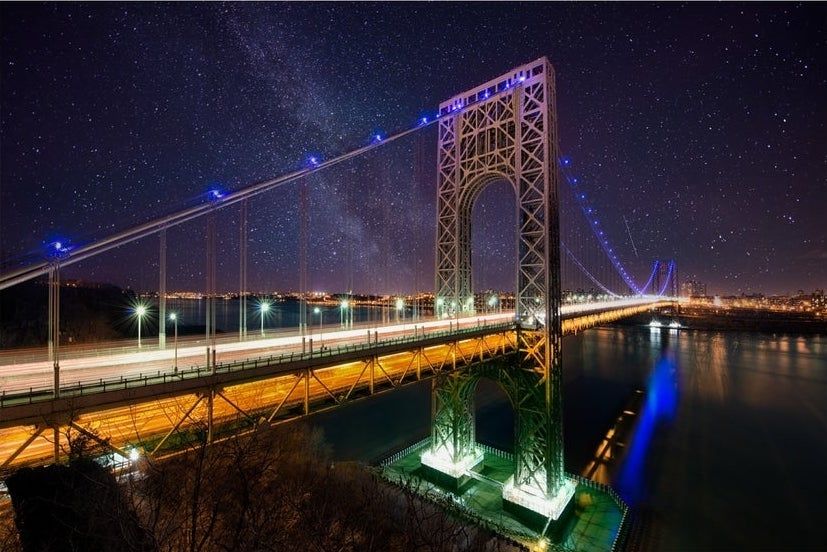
left=1, top=3, right=825, bottom=296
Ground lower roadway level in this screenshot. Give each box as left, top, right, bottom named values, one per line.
left=0, top=301, right=667, bottom=471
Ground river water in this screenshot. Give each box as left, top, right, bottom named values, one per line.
left=307, top=326, right=827, bottom=551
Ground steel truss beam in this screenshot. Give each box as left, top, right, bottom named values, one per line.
left=0, top=331, right=516, bottom=470
left=1, top=427, right=45, bottom=469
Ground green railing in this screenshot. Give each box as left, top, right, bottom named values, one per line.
left=379, top=441, right=630, bottom=551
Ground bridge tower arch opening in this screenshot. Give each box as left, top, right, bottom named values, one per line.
left=474, top=376, right=516, bottom=453
left=426, top=57, right=575, bottom=522
left=468, top=177, right=517, bottom=307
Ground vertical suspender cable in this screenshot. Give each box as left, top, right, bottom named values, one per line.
left=239, top=199, right=248, bottom=340
left=159, top=228, right=167, bottom=349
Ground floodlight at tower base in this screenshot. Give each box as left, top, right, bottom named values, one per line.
left=502, top=476, right=576, bottom=526
left=420, top=446, right=484, bottom=490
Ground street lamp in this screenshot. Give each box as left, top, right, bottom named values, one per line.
left=259, top=301, right=271, bottom=337
left=488, top=295, right=498, bottom=313
left=314, top=306, right=323, bottom=347
left=340, top=299, right=349, bottom=328
left=134, top=304, right=147, bottom=348
left=169, top=313, right=179, bottom=373
left=396, top=297, right=404, bottom=323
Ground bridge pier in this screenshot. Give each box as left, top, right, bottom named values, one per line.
left=420, top=351, right=574, bottom=524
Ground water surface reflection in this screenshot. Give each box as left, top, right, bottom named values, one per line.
left=310, top=327, right=827, bottom=551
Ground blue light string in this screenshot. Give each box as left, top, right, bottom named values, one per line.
left=638, top=262, right=659, bottom=295
left=656, top=260, right=675, bottom=296
left=559, top=159, right=656, bottom=296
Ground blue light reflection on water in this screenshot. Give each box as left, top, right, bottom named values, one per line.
left=614, top=329, right=679, bottom=506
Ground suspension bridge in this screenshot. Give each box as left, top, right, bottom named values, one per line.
left=0, top=57, right=677, bottom=544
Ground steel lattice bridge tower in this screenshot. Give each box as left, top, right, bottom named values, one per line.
left=424, top=57, right=575, bottom=521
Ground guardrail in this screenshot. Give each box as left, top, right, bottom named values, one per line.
left=0, top=321, right=515, bottom=409
left=377, top=437, right=432, bottom=467
left=569, top=473, right=630, bottom=552
left=379, top=442, right=630, bottom=551
left=477, top=442, right=514, bottom=461
left=0, top=312, right=447, bottom=367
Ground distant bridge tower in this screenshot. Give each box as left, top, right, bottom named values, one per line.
left=653, top=259, right=677, bottom=296
left=427, top=57, right=574, bottom=521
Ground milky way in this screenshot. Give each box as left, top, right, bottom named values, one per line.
left=1, top=3, right=824, bottom=295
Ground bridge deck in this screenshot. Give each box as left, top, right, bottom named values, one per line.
left=0, top=300, right=670, bottom=470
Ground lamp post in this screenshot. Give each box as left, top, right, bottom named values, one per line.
left=169, top=313, right=179, bottom=373
left=340, top=299, right=349, bottom=328
left=259, top=301, right=271, bottom=337
left=395, top=297, right=404, bottom=323
left=488, top=295, right=497, bottom=314
left=134, top=304, right=147, bottom=348
left=314, top=306, right=323, bottom=348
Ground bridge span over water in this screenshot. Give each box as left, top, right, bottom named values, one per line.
left=0, top=297, right=671, bottom=470
left=1, top=57, right=682, bottom=545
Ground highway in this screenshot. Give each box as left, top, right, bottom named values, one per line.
left=0, top=297, right=666, bottom=395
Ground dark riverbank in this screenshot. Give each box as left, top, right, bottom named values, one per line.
left=0, top=281, right=137, bottom=348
